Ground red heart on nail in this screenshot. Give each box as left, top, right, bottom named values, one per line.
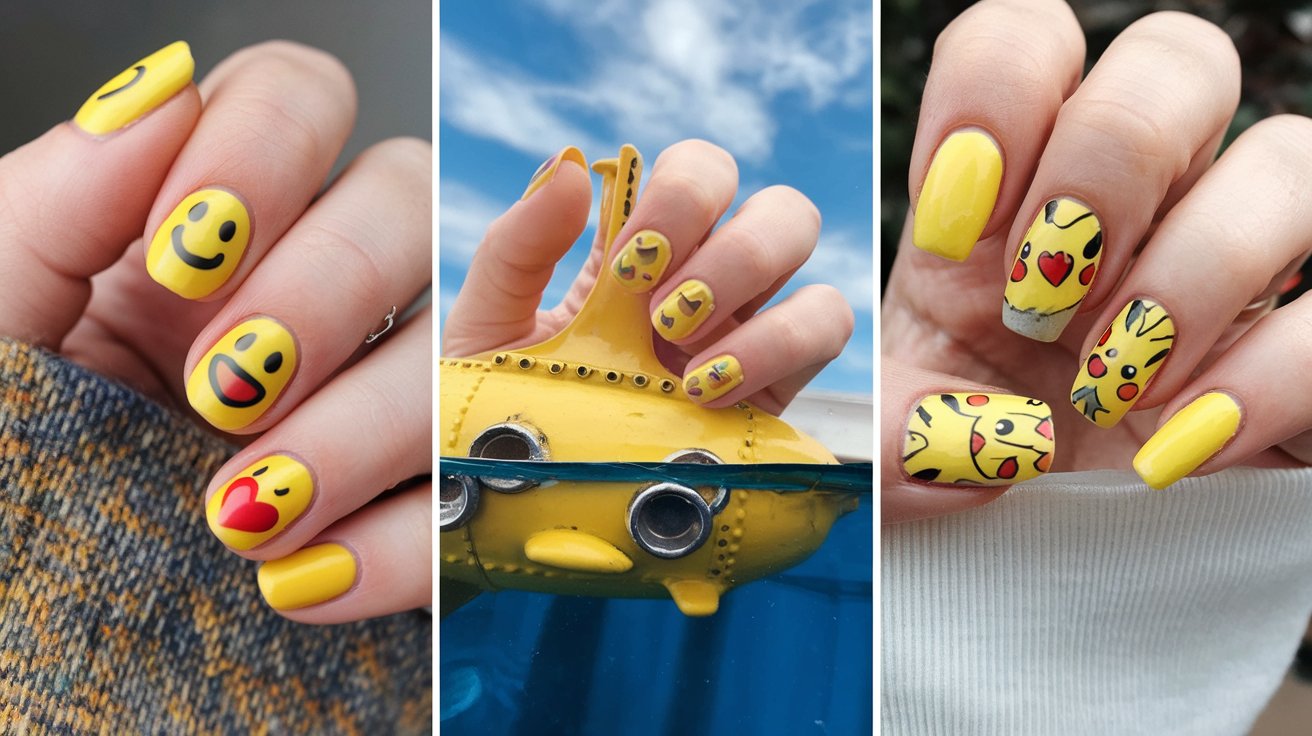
left=218, top=477, right=278, bottom=533
left=1037, top=251, right=1073, bottom=287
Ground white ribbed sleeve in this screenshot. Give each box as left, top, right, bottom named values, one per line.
left=882, top=467, right=1312, bottom=735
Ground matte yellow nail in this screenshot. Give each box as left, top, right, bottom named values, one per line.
left=522, top=146, right=586, bottom=200
left=904, top=393, right=1054, bottom=485
left=684, top=355, right=742, bottom=404
left=206, top=455, right=314, bottom=551
left=652, top=280, right=714, bottom=341
left=1003, top=198, right=1103, bottom=341
left=257, top=543, right=356, bottom=611
left=146, top=189, right=252, bottom=299
left=1133, top=392, right=1240, bottom=490
left=1072, top=299, right=1174, bottom=428
left=74, top=41, right=194, bottom=135
left=611, top=230, right=671, bottom=292
left=912, top=129, right=1003, bottom=261
left=186, top=317, right=298, bottom=431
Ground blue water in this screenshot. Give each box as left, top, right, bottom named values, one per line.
left=440, top=500, right=872, bottom=734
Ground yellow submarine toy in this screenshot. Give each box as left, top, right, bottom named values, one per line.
left=440, top=145, right=857, bottom=617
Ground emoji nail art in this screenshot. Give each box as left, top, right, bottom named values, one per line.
left=257, top=543, right=357, bottom=611
left=653, top=280, right=714, bottom=341
left=74, top=41, right=194, bottom=136
left=1071, top=299, right=1174, bottom=427
left=611, top=230, right=671, bottom=292
left=522, top=146, right=587, bottom=200
left=684, top=355, right=743, bottom=404
left=146, top=189, right=251, bottom=299
left=206, top=455, right=314, bottom=550
left=186, top=317, right=298, bottom=431
left=903, top=393, right=1054, bottom=485
left=1002, top=199, right=1103, bottom=342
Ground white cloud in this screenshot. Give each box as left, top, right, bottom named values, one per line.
left=795, top=227, right=873, bottom=314
left=437, top=180, right=507, bottom=268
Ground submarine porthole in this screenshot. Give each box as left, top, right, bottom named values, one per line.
left=469, top=423, right=548, bottom=493
left=628, top=483, right=712, bottom=559
left=663, top=449, right=730, bottom=514
left=439, top=474, right=479, bottom=531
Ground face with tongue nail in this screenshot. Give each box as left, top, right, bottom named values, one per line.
left=205, top=454, right=314, bottom=550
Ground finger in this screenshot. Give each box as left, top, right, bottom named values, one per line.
left=442, top=147, right=592, bottom=356
left=680, top=285, right=852, bottom=414
left=1002, top=12, right=1240, bottom=342
left=1070, top=116, right=1312, bottom=429
left=143, top=41, right=357, bottom=301
left=883, top=358, right=1055, bottom=524
left=202, top=310, right=430, bottom=559
left=649, top=186, right=819, bottom=344
left=908, top=0, right=1085, bottom=261
left=184, top=137, right=431, bottom=433
left=256, top=482, right=431, bottom=623
left=0, top=41, right=199, bottom=347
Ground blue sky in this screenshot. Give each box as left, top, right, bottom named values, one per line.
left=439, top=0, right=872, bottom=395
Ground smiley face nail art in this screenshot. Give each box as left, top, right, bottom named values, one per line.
left=146, top=189, right=252, bottom=299
left=207, top=455, right=314, bottom=550
left=611, top=230, right=671, bottom=293
left=1002, top=198, right=1104, bottom=342
left=652, top=280, right=714, bottom=341
left=74, top=41, right=194, bottom=136
left=186, top=317, right=298, bottom=431
left=903, top=393, right=1054, bottom=485
left=684, top=355, right=743, bottom=404
left=1071, top=299, right=1175, bottom=428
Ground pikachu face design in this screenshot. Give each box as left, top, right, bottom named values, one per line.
left=903, top=393, right=1054, bottom=486
left=1071, top=299, right=1175, bottom=427
left=1002, top=198, right=1103, bottom=342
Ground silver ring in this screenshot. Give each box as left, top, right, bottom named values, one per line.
left=365, top=306, right=398, bottom=344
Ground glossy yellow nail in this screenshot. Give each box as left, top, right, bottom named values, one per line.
left=74, top=41, right=194, bottom=136
left=904, top=392, right=1054, bottom=485
left=146, top=189, right=252, bottom=299
left=684, top=355, right=742, bottom=404
left=1072, top=299, right=1174, bottom=428
left=611, top=230, right=671, bottom=292
left=257, top=543, right=356, bottom=611
left=1133, top=392, right=1240, bottom=490
left=652, top=280, right=714, bottom=341
left=522, top=146, right=586, bottom=200
left=912, top=129, right=1003, bottom=261
left=186, top=317, right=298, bottom=431
left=1003, top=198, right=1103, bottom=341
left=206, top=455, right=314, bottom=551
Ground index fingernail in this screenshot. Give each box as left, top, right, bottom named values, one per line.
left=912, top=130, right=1002, bottom=261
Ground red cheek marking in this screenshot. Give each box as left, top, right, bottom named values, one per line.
left=1035, top=418, right=1053, bottom=440
left=1117, top=383, right=1139, bottom=401
left=1010, top=259, right=1027, bottom=282
left=1035, top=453, right=1052, bottom=472
left=1087, top=354, right=1107, bottom=378
left=971, top=431, right=986, bottom=455
left=966, top=394, right=990, bottom=406
left=997, top=457, right=1019, bottom=479
left=1079, top=264, right=1096, bottom=286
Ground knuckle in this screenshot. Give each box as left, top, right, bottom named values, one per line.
left=659, top=173, right=719, bottom=223
left=358, top=137, right=433, bottom=186
left=236, top=40, right=357, bottom=101
left=1235, top=115, right=1312, bottom=174
left=759, top=185, right=821, bottom=233
left=799, top=284, right=854, bottom=356
left=657, top=139, right=738, bottom=182
left=1059, top=95, right=1183, bottom=178
left=298, top=222, right=387, bottom=309
left=717, top=226, right=776, bottom=283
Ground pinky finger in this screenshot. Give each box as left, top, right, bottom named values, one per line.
left=257, top=482, right=431, bottom=623
left=681, top=285, right=853, bottom=413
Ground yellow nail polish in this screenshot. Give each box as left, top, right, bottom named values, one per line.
left=652, top=280, right=714, bottom=341
left=206, top=455, right=314, bottom=551
left=912, top=129, right=1003, bottom=261
left=684, top=355, right=742, bottom=404
left=522, top=146, right=586, bottom=200
left=74, top=41, right=194, bottom=136
left=904, top=392, right=1054, bottom=485
left=1071, top=299, right=1175, bottom=428
left=186, top=317, right=298, bottom=431
left=611, top=230, right=672, bottom=293
left=146, top=189, right=252, bottom=299
left=1133, top=392, right=1240, bottom=490
left=1003, top=198, right=1103, bottom=341
left=257, top=543, right=356, bottom=611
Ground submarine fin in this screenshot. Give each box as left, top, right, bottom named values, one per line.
left=440, top=577, right=483, bottom=619
left=664, top=579, right=722, bottom=617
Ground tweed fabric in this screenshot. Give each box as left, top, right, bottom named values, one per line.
left=0, top=339, right=431, bottom=734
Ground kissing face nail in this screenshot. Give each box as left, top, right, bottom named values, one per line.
left=903, top=393, right=1054, bottom=486
left=1002, top=198, right=1103, bottom=342
left=146, top=189, right=252, bottom=299
left=186, top=317, right=298, bottom=431
left=207, top=455, right=314, bottom=550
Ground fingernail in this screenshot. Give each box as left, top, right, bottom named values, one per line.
left=611, top=229, right=671, bottom=292
left=186, top=316, right=298, bottom=431
left=207, top=455, right=314, bottom=550
left=652, top=280, right=714, bottom=341
left=74, top=41, right=194, bottom=136
left=684, top=355, right=743, bottom=404
left=1071, top=299, right=1175, bottom=428
left=912, top=129, right=1003, bottom=261
left=904, top=392, right=1054, bottom=485
left=146, top=189, right=252, bottom=299
left=1003, top=198, right=1103, bottom=341
left=521, top=146, right=586, bottom=200
left=1133, top=392, right=1240, bottom=490
left=257, top=543, right=356, bottom=611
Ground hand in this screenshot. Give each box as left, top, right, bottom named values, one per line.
left=0, top=41, right=432, bottom=622
left=883, top=1, right=1312, bottom=521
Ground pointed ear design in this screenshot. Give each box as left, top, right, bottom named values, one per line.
left=912, top=468, right=941, bottom=482
left=1083, top=230, right=1102, bottom=259
left=1125, top=299, right=1146, bottom=331
left=1144, top=348, right=1170, bottom=367
left=940, top=394, right=963, bottom=414
left=1044, top=199, right=1059, bottom=223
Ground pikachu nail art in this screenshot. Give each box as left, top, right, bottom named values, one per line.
left=653, top=280, right=714, bottom=341
left=207, top=455, right=314, bottom=550
left=74, top=41, right=194, bottom=136
left=684, top=355, right=742, bottom=404
left=611, top=230, right=671, bottom=292
left=903, top=393, right=1054, bottom=485
left=1002, top=198, right=1103, bottom=342
left=1071, top=299, right=1174, bottom=427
